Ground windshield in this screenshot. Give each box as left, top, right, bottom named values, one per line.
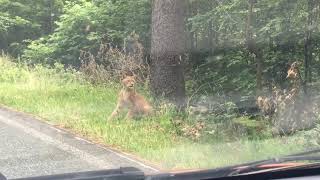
left=0, top=0, right=319, bottom=179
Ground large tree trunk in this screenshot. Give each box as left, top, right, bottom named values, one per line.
left=246, top=0, right=262, bottom=94
left=187, top=0, right=195, bottom=52
left=150, top=0, right=187, bottom=108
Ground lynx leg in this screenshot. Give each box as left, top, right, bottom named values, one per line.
left=108, top=99, right=125, bottom=121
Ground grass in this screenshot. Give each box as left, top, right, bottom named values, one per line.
left=0, top=56, right=312, bottom=170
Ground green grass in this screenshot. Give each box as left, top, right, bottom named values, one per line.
left=0, top=56, right=311, bottom=170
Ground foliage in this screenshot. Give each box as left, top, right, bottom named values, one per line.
left=0, top=0, right=64, bottom=55
left=2, top=0, right=320, bottom=98
left=1, top=0, right=320, bottom=169
left=79, top=42, right=148, bottom=85
left=0, top=55, right=29, bottom=83
left=23, top=0, right=151, bottom=66
left=187, top=0, right=320, bottom=96
left=187, top=50, right=256, bottom=96
left=0, top=56, right=312, bottom=169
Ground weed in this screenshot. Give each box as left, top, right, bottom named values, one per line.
left=0, top=56, right=314, bottom=170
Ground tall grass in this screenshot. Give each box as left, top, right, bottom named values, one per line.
left=0, top=56, right=310, bottom=169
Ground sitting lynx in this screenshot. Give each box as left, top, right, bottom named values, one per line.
left=108, top=75, right=152, bottom=120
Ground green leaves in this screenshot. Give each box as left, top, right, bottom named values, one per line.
left=0, top=13, right=12, bottom=33
left=0, top=0, right=65, bottom=56
left=2, top=0, right=320, bottom=97
left=22, top=0, right=151, bottom=66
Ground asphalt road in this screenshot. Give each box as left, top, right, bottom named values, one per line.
left=0, top=107, right=158, bottom=179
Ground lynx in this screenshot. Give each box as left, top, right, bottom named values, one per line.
left=108, top=75, right=152, bottom=120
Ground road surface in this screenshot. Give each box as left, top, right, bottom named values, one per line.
left=0, top=107, right=158, bottom=179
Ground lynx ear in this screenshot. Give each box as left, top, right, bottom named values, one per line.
left=120, top=71, right=130, bottom=80
left=120, top=73, right=126, bottom=81
left=291, top=61, right=302, bottom=67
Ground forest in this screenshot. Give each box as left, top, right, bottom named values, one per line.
left=0, top=0, right=320, bottom=169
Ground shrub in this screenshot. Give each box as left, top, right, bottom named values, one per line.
left=79, top=43, right=148, bottom=85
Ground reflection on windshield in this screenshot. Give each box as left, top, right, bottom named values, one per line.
left=0, top=0, right=319, bottom=178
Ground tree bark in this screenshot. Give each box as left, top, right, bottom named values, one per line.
left=304, top=0, right=314, bottom=84
left=187, top=0, right=195, bottom=52
left=208, top=19, right=214, bottom=54
left=207, top=0, right=215, bottom=54
left=150, top=0, right=187, bottom=108
left=49, top=0, right=54, bottom=34
left=246, top=0, right=262, bottom=94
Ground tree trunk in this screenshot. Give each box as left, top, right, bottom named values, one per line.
left=193, top=1, right=198, bottom=50
left=208, top=20, right=214, bottom=54
left=207, top=0, right=215, bottom=54
left=187, top=0, right=195, bottom=52
left=246, top=0, right=262, bottom=94
left=304, top=0, right=314, bottom=84
left=49, top=0, right=54, bottom=34
left=0, top=32, right=8, bottom=52
left=150, top=0, right=187, bottom=108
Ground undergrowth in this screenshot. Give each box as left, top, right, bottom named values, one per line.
left=0, top=56, right=316, bottom=169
